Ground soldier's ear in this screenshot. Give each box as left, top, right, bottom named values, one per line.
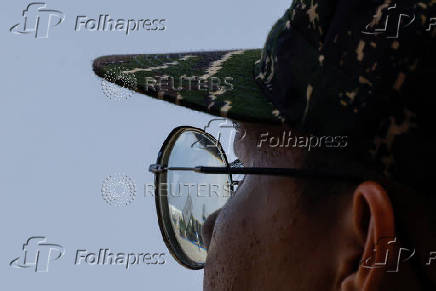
left=339, top=181, right=395, bottom=291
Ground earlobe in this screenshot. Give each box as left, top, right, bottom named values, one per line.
left=340, top=181, right=395, bottom=291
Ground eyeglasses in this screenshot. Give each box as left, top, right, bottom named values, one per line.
left=148, top=126, right=362, bottom=269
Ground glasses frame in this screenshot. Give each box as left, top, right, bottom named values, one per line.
left=152, top=126, right=233, bottom=270
left=150, top=125, right=365, bottom=270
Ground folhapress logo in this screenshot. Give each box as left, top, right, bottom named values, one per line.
left=362, top=3, right=436, bottom=38
left=9, top=236, right=65, bottom=272
left=9, top=3, right=167, bottom=39
left=10, top=2, right=65, bottom=39
left=362, top=3, right=415, bottom=38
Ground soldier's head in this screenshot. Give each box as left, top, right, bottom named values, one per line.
left=202, top=120, right=436, bottom=290
left=201, top=0, right=436, bottom=288
left=93, top=0, right=435, bottom=289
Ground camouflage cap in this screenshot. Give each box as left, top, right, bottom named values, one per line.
left=93, top=50, right=282, bottom=123
left=93, top=0, right=435, bottom=188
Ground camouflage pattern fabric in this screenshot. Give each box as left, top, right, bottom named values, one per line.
left=254, top=0, right=435, bottom=188
left=93, top=0, right=435, bottom=189
left=93, top=50, right=282, bottom=123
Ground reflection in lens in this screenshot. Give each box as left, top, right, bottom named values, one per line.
left=158, top=129, right=231, bottom=266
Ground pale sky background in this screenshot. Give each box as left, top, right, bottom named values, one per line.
left=0, top=0, right=290, bottom=290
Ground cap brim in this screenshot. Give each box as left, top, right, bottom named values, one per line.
left=93, top=49, right=282, bottom=123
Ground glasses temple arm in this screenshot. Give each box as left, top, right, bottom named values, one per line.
left=197, top=166, right=362, bottom=180
left=149, top=164, right=363, bottom=181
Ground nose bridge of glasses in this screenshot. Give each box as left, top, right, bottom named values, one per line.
left=149, top=163, right=165, bottom=174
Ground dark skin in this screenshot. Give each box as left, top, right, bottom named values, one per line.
left=202, top=122, right=423, bottom=291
